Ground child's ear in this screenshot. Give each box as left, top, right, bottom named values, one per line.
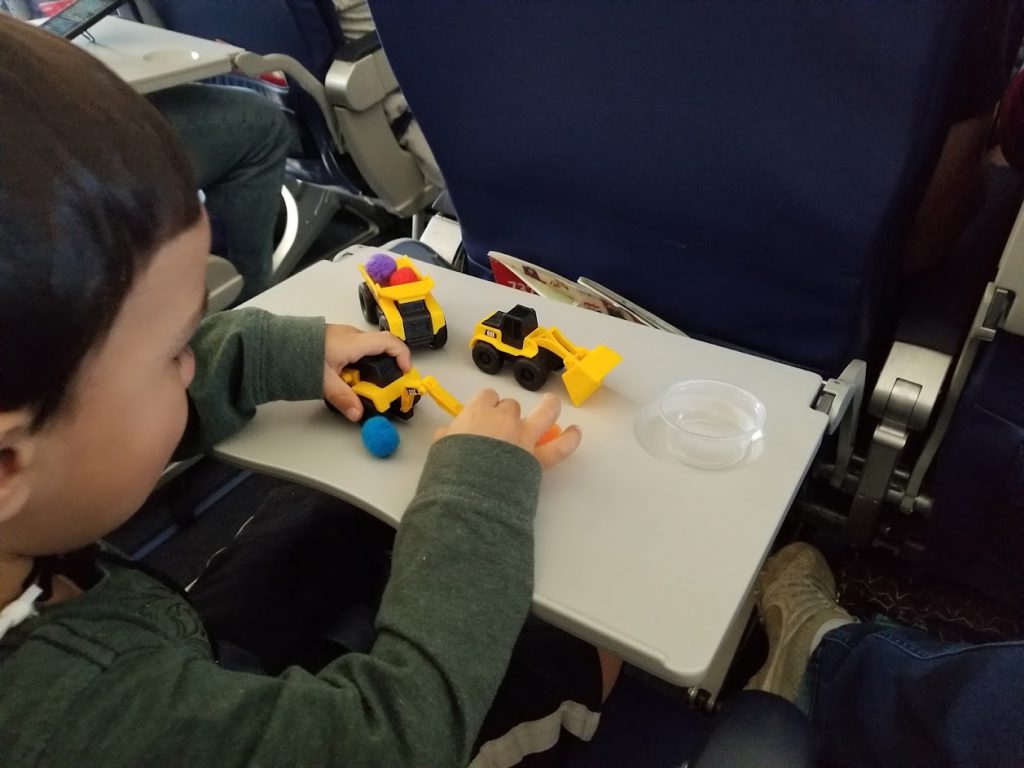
left=0, top=412, right=35, bottom=525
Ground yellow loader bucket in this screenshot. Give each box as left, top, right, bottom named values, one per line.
left=561, top=345, right=622, bottom=406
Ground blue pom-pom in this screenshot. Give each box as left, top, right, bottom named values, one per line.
left=361, top=416, right=400, bottom=458
left=365, top=253, right=397, bottom=285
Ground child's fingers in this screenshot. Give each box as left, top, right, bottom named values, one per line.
left=467, top=388, right=500, bottom=409
left=323, top=372, right=363, bottom=421
left=496, top=397, right=522, bottom=420
left=534, top=424, right=582, bottom=469
left=523, top=393, right=562, bottom=444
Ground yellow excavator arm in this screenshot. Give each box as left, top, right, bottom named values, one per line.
left=412, top=375, right=463, bottom=417
left=416, top=375, right=563, bottom=444
left=346, top=367, right=563, bottom=443
left=536, top=327, right=581, bottom=361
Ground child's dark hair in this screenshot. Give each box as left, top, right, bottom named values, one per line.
left=0, top=16, right=201, bottom=427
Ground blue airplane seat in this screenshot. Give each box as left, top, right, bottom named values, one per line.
left=367, top=1, right=973, bottom=374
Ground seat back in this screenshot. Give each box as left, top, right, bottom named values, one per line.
left=369, top=1, right=971, bottom=373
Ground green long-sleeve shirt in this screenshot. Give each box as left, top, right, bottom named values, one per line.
left=0, top=309, right=541, bottom=767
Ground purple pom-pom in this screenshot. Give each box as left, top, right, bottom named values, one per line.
left=361, top=416, right=400, bottom=458
left=365, top=253, right=397, bottom=284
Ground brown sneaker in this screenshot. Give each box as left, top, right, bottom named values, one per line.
left=746, top=542, right=854, bottom=701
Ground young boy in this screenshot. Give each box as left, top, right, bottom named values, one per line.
left=0, top=16, right=610, bottom=767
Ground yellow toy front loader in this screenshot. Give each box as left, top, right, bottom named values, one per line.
left=469, top=305, right=621, bottom=406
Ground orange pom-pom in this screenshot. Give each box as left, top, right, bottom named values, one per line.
left=388, top=266, right=419, bottom=286
left=536, top=424, right=563, bottom=446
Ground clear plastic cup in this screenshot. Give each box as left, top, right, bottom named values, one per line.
left=657, top=380, right=766, bottom=469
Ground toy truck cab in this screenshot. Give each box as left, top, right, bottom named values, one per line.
left=357, top=256, right=448, bottom=349
left=481, top=305, right=547, bottom=351
left=343, top=354, right=422, bottom=420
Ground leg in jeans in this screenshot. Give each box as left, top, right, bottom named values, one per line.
left=806, top=623, right=1024, bottom=768
left=746, top=543, right=1024, bottom=768
left=148, top=84, right=292, bottom=300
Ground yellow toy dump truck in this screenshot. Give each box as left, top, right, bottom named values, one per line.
left=357, top=257, right=448, bottom=349
left=334, top=354, right=461, bottom=421
left=469, top=305, right=622, bottom=406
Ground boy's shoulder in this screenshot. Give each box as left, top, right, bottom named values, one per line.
left=1, top=558, right=211, bottom=668
left=0, top=562, right=214, bottom=767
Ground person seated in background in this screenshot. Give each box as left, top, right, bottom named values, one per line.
left=901, top=0, right=1023, bottom=278
left=995, top=53, right=1024, bottom=175
left=333, top=0, right=445, bottom=190
left=0, top=2, right=290, bottom=301
left=747, top=542, right=1024, bottom=767
left=149, top=83, right=293, bottom=301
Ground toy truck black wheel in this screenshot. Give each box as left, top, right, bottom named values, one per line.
left=358, top=283, right=378, bottom=325
left=472, top=341, right=503, bottom=374
left=359, top=396, right=380, bottom=422
left=378, top=314, right=390, bottom=334
left=325, top=394, right=379, bottom=422
left=512, top=356, right=550, bottom=391
left=429, top=324, right=448, bottom=349
left=388, top=394, right=420, bottom=420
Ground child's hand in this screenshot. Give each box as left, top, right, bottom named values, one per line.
left=323, top=324, right=411, bottom=421
left=435, top=390, right=582, bottom=469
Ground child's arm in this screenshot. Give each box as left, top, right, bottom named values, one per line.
left=174, top=308, right=325, bottom=457
left=174, top=308, right=407, bottom=457
left=40, top=397, right=581, bottom=768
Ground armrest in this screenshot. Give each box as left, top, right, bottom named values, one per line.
left=324, top=35, right=400, bottom=111
left=321, top=32, right=438, bottom=216
left=232, top=51, right=341, bottom=147
left=849, top=179, right=1023, bottom=541
left=334, top=30, right=381, bottom=62
left=868, top=342, right=951, bottom=432
left=895, top=199, right=1024, bottom=512
left=849, top=341, right=952, bottom=545
left=995, top=198, right=1024, bottom=335
left=843, top=167, right=1024, bottom=544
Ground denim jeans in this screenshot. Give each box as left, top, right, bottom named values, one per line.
left=149, top=84, right=291, bottom=300
left=803, top=623, right=1024, bottom=768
